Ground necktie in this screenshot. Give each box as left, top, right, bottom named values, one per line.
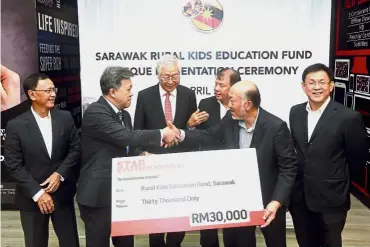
left=164, top=92, right=173, bottom=122
left=117, top=111, right=126, bottom=127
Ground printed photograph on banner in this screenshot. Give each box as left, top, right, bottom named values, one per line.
left=334, top=59, right=350, bottom=81
left=1, top=0, right=39, bottom=207
left=1, top=0, right=38, bottom=113
left=183, top=0, right=224, bottom=33
left=333, top=82, right=347, bottom=106
left=355, top=75, right=370, bottom=95
left=183, top=0, right=204, bottom=18
left=82, top=96, right=99, bottom=113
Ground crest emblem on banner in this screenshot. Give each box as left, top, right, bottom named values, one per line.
left=182, top=0, right=224, bottom=33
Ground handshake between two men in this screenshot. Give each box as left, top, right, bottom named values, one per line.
left=161, top=108, right=209, bottom=148
left=161, top=121, right=184, bottom=148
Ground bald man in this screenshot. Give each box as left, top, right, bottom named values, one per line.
left=172, top=81, right=298, bottom=247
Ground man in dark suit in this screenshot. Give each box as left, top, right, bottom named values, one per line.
left=134, top=55, right=199, bottom=247
left=189, top=68, right=241, bottom=247
left=171, top=80, right=298, bottom=247
left=77, top=66, right=178, bottom=247
left=4, top=73, right=80, bottom=247
left=289, top=63, right=368, bottom=247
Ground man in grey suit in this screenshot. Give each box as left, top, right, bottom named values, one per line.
left=77, top=67, right=178, bottom=247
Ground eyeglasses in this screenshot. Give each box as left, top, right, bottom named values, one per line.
left=32, top=88, right=58, bottom=94
left=161, top=74, right=179, bottom=82
left=305, top=81, right=331, bottom=88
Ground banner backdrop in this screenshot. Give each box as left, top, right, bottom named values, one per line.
left=78, top=0, right=332, bottom=123
left=329, top=0, right=370, bottom=206
left=1, top=0, right=81, bottom=208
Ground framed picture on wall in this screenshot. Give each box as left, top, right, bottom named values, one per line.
left=334, top=82, right=347, bottom=105
left=355, top=75, right=370, bottom=95
left=334, top=59, right=350, bottom=81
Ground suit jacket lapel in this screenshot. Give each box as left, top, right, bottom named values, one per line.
left=98, top=96, right=125, bottom=124
left=174, top=87, right=185, bottom=125
left=122, top=111, right=132, bottom=129
left=212, top=97, right=221, bottom=122
left=50, top=110, right=59, bottom=160
left=250, top=108, right=266, bottom=149
left=25, top=110, right=50, bottom=159
left=309, top=101, right=336, bottom=143
left=230, top=120, right=240, bottom=149
left=300, top=107, right=309, bottom=149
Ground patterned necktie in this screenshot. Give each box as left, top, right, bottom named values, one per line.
left=164, top=92, right=173, bottom=122
left=117, top=111, right=125, bottom=126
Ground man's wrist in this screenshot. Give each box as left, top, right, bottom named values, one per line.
left=159, top=129, right=164, bottom=145
left=187, top=118, right=196, bottom=129
left=32, top=189, right=45, bottom=202
left=270, top=200, right=281, bottom=208
left=179, top=130, right=186, bottom=142
left=55, top=172, right=64, bottom=182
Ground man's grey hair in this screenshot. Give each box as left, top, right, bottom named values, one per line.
left=156, top=54, right=181, bottom=78
left=100, top=66, right=134, bottom=95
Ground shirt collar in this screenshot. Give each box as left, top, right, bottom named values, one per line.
left=217, top=100, right=229, bottom=110
left=103, top=96, right=120, bottom=114
left=239, top=108, right=260, bottom=133
left=306, top=96, right=331, bottom=113
left=31, top=106, right=51, bottom=120
left=159, top=84, right=177, bottom=97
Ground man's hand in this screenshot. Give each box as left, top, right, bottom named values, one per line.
left=1, top=65, right=21, bottom=111
left=37, top=192, right=55, bottom=214
left=40, top=172, right=61, bottom=193
left=187, top=109, right=209, bottom=128
left=162, top=121, right=181, bottom=148
left=140, top=151, right=153, bottom=156
left=261, top=200, right=281, bottom=228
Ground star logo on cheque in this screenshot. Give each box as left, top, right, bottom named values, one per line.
left=182, top=0, right=224, bottom=33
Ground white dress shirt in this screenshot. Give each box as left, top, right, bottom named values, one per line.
left=306, top=97, right=331, bottom=140
left=218, top=100, right=229, bottom=119
left=31, top=107, right=52, bottom=202
left=104, top=96, right=120, bottom=114
left=159, top=85, right=177, bottom=121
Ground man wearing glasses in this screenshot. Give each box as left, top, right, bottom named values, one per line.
left=289, top=63, right=368, bottom=247
left=4, top=73, right=80, bottom=247
left=134, top=55, right=200, bottom=247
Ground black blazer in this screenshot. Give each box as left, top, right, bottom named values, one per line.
left=76, top=96, right=161, bottom=207
left=198, top=96, right=222, bottom=129
left=4, top=109, right=80, bottom=211
left=289, top=100, right=368, bottom=212
left=184, top=108, right=298, bottom=207
left=197, top=96, right=223, bottom=150
left=134, top=83, right=197, bottom=154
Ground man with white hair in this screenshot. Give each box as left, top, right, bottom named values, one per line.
left=171, top=80, right=298, bottom=247
left=134, top=55, right=200, bottom=247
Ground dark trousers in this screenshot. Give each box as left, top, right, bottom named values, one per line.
left=78, top=204, right=134, bottom=247
left=290, top=199, right=347, bottom=247
left=223, top=208, right=286, bottom=247
left=149, top=232, right=185, bottom=247
left=20, top=203, right=79, bottom=247
left=200, top=229, right=220, bottom=247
